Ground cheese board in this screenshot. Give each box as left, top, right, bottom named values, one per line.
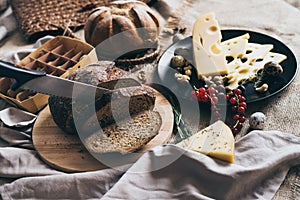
left=157, top=29, right=298, bottom=103
left=32, top=87, right=174, bottom=172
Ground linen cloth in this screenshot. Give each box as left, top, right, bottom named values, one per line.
left=0, top=119, right=300, bottom=199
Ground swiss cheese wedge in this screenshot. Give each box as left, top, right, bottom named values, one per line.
left=192, top=13, right=228, bottom=77
left=177, top=120, right=235, bottom=163
left=225, top=42, right=287, bottom=90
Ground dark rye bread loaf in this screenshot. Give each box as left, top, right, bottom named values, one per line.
left=48, top=61, right=156, bottom=134
left=81, top=85, right=156, bottom=134
left=84, top=110, right=162, bottom=154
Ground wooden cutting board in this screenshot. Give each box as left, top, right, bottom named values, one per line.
left=32, top=88, right=174, bottom=172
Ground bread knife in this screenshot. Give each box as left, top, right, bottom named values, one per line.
left=0, top=60, right=139, bottom=99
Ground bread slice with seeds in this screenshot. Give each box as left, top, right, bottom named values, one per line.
left=84, top=110, right=162, bottom=154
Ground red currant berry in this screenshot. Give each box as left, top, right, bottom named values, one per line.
left=239, top=115, right=246, bottom=123
left=229, top=97, right=237, bottom=105
left=237, top=106, right=245, bottom=114
left=232, top=128, right=239, bottom=135
left=233, top=114, right=240, bottom=121
left=234, top=88, right=242, bottom=95
left=231, top=106, right=238, bottom=112
left=239, top=102, right=247, bottom=108
left=236, top=122, right=243, bottom=130
left=207, top=87, right=216, bottom=95
left=202, top=94, right=209, bottom=103
left=238, top=95, right=246, bottom=102
left=216, top=85, right=225, bottom=92
left=226, top=94, right=231, bottom=100
left=227, top=91, right=234, bottom=97
left=211, top=96, right=219, bottom=104
left=199, top=87, right=206, bottom=94
left=194, top=91, right=202, bottom=102
left=192, top=90, right=198, bottom=98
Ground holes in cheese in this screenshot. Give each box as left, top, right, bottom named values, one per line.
left=240, top=57, right=248, bottom=63
left=226, top=56, right=234, bottom=63
left=208, top=25, right=218, bottom=33
left=176, top=120, right=235, bottom=163
left=211, top=44, right=222, bottom=54
left=238, top=67, right=250, bottom=74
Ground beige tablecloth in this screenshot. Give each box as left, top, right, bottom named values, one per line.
left=0, top=0, right=300, bottom=199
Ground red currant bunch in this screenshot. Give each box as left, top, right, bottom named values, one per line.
left=192, top=86, right=226, bottom=122
left=226, top=86, right=247, bottom=135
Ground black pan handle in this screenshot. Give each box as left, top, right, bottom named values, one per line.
left=0, top=60, right=46, bottom=90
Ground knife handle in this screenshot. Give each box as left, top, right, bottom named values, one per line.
left=0, top=60, right=46, bottom=90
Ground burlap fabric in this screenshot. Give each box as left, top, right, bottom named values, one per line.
left=155, top=0, right=300, bottom=199
left=252, top=83, right=300, bottom=199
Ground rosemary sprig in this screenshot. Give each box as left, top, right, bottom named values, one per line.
left=150, top=84, right=192, bottom=144
left=172, top=106, right=192, bottom=143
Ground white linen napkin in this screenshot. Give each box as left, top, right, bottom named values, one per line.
left=0, top=35, right=54, bottom=63
left=0, top=130, right=299, bottom=199
left=0, top=107, right=36, bottom=148
left=102, top=130, right=300, bottom=200
left=0, top=107, right=36, bottom=127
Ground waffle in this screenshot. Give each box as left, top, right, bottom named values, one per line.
left=0, top=36, right=97, bottom=113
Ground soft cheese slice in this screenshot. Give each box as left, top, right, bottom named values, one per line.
left=177, top=120, right=235, bottom=163
left=192, top=13, right=227, bottom=77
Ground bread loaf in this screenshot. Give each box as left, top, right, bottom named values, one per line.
left=84, top=110, right=162, bottom=154
left=84, top=0, right=160, bottom=59
left=48, top=61, right=156, bottom=135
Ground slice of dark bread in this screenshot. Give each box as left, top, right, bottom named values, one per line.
left=84, top=110, right=162, bottom=154
left=48, top=61, right=156, bottom=134
left=80, top=85, right=156, bottom=134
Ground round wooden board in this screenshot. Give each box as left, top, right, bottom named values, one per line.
left=32, top=88, right=174, bottom=172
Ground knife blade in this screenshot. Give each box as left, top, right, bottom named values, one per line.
left=0, top=60, right=139, bottom=99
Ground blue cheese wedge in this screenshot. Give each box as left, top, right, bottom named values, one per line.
left=192, top=13, right=228, bottom=77
left=177, top=120, right=235, bottom=163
